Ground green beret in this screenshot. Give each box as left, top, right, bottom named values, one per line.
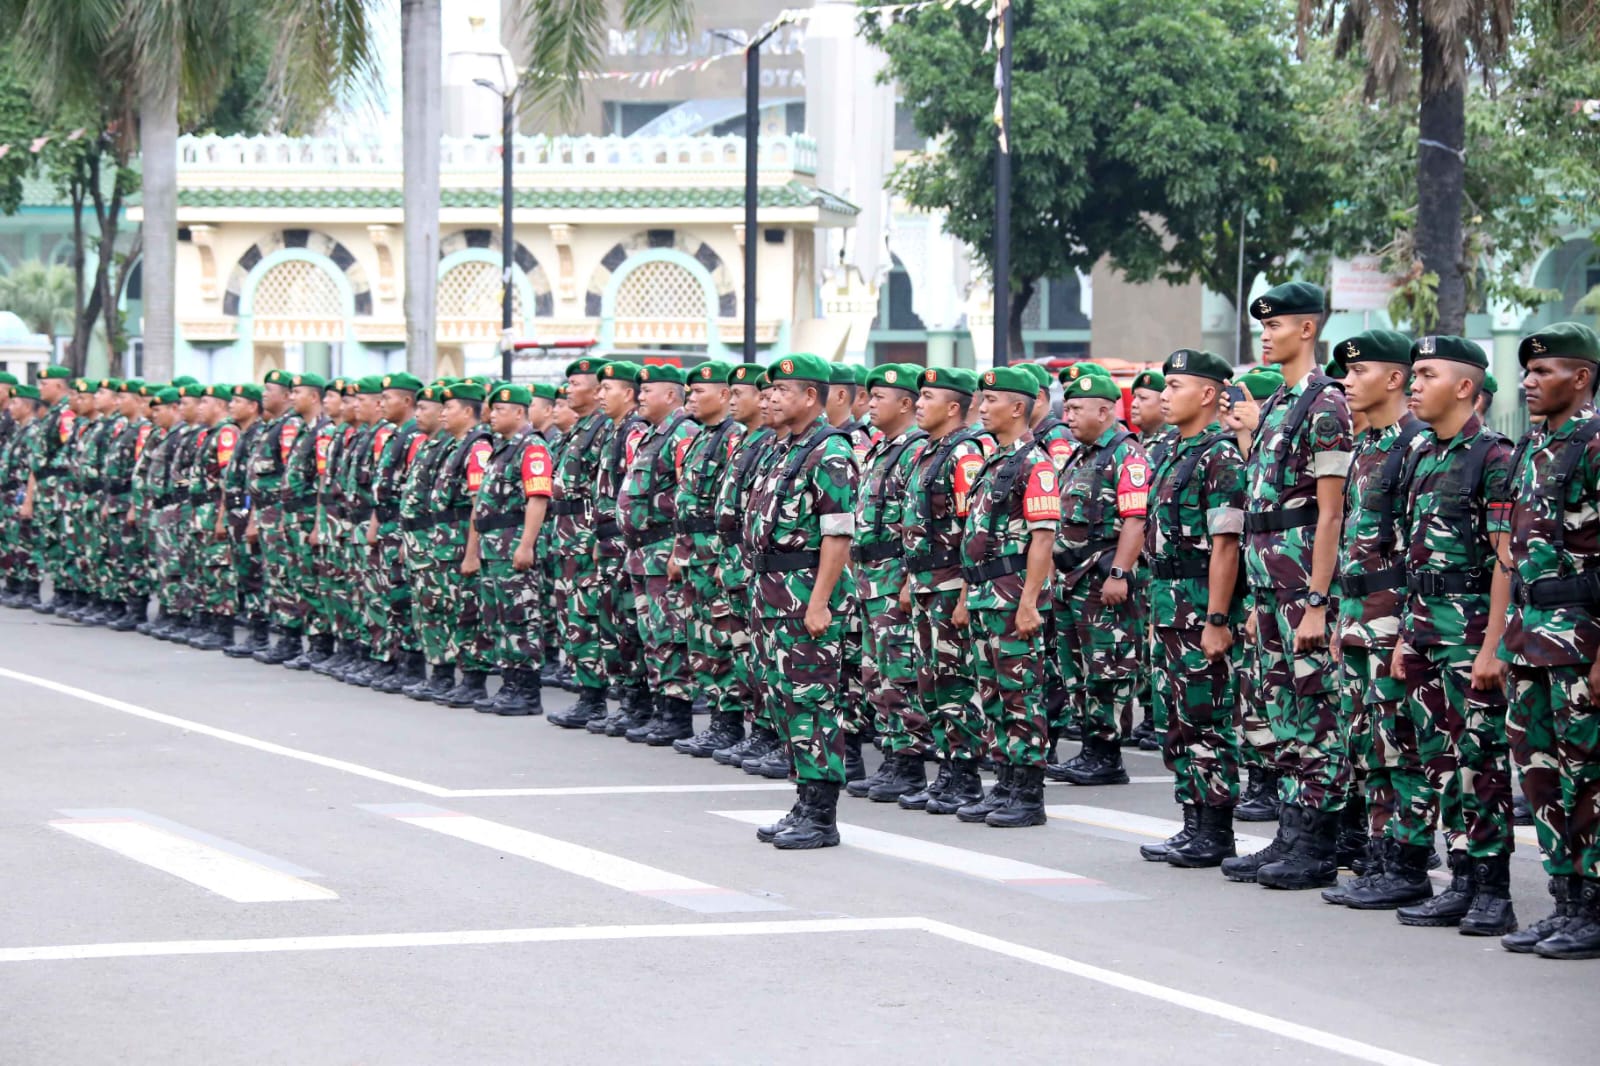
left=1163, top=349, right=1232, bottom=384
left=566, top=356, right=608, bottom=378
left=233, top=384, right=264, bottom=404
left=768, top=353, right=834, bottom=388
left=153, top=387, right=180, bottom=406
left=1059, top=361, right=1112, bottom=385
left=356, top=375, right=384, bottom=396
left=729, top=363, right=764, bottom=387
left=689, top=360, right=734, bottom=385
left=1335, top=329, right=1413, bottom=368
left=828, top=362, right=859, bottom=386
left=638, top=363, right=686, bottom=386
left=530, top=383, right=558, bottom=402
left=288, top=371, right=328, bottom=390
left=867, top=363, right=920, bottom=395
left=919, top=366, right=978, bottom=397
left=1066, top=373, right=1123, bottom=402
left=263, top=369, right=294, bottom=388
left=0, top=371, right=17, bottom=386
left=554, top=384, right=569, bottom=400
left=600, top=361, right=640, bottom=384
left=417, top=385, right=443, bottom=403
left=1020, top=362, right=1053, bottom=393
left=441, top=382, right=487, bottom=403
left=326, top=377, right=346, bottom=394
left=178, top=383, right=207, bottom=399
left=1411, top=335, right=1488, bottom=370
left=980, top=365, right=1039, bottom=398
left=120, top=379, right=144, bottom=394
left=467, top=375, right=496, bottom=389
left=1482, top=372, right=1498, bottom=397
left=491, top=384, right=533, bottom=406
left=172, top=376, right=200, bottom=388
left=1324, top=358, right=1348, bottom=381
left=71, top=377, right=96, bottom=393
left=14, top=383, right=40, bottom=400
left=99, top=378, right=122, bottom=392
left=381, top=372, right=424, bottom=393
left=1250, top=281, right=1325, bottom=320
left=38, top=365, right=73, bottom=380
left=852, top=364, right=869, bottom=387
left=1131, top=370, right=1166, bottom=393
left=1519, top=322, right=1600, bottom=367
left=1239, top=369, right=1283, bottom=401
left=202, top=383, right=232, bottom=399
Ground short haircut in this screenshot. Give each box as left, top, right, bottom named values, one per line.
left=955, top=393, right=973, bottom=419
left=1021, top=395, right=1036, bottom=420
left=833, top=383, right=857, bottom=404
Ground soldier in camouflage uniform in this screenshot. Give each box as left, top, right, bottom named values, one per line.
left=710, top=365, right=784, bottom=768
left=1134, top=351, right=1247, bottom=868
left=589, top=361, right=650, bottom=735
left=363, top=373, right=427, bottom=694
left=70, top=380, right=121, bottom=623
left=299, top=379, right=351, bottom=671
left=0, top=384, right=43, bottom=608
left=51, top=378, right=96, bottom=619
left=845, top=364, right=930, bottom=803
left=1318, top=331, right=1431, bottom=908
left=96, top=381, right=149, bottom=629
left=1385, top=336, right=1517, bottom=935
left=617, top=362, right=699, bottom=743
left=827, top=362, right=876, bottom=758
left=745, top=354, right=858, bottom=849
left=899, top=367, right=989, bottom=814
left=247, top=371, right=305, bottom=663
left=154, top=384, right=208, bottom=641
left=464, top=383, right=553, bottom=715
left=221, top=385, right=268, bottom=656
left=955, top=365, right=1061, bottom=829
left=1222, top=282, right=1354, bottom=890
left=400, top=383, right=460, bottom=702
left=130, top=389, right=179, bottom=631
left=1498, top=322, right=1600, bottom=958
left=528, top=385, right=566, bottom=690
left=428, top=381, right=495, bottom=708
left=1051, top=369, right=1151, bottom=787
left=1131, top=368, right=1179, bottom=749
left=185, top=384, right=241, bottom=650
left=255, top=373, right=325, bottom=664
left=670, top=362, right=748, bottom=757
left=23, top=366, right=77, bottom=613
left=545, top=356, right=618, bottom=728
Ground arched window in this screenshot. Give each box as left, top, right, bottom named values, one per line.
left=614, top=260, right=708, bottom=320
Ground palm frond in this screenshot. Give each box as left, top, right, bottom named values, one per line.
left=512, top=0, right=695, bottom=128
left=262, top=0, right=382, bottom=127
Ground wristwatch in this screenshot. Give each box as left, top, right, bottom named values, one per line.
left=1108, top=565, right=1129, bottom=580
left=1306, top=590, right=1330, bottom=608
left=1206, top=612, right=1228, bottom=627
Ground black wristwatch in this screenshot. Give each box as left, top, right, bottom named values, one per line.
left=1108, top=565, right=1129, bottom=580
left=1306, top=590, right=1330, bottom=608
left=1206, top=612, right=1228, bottom=627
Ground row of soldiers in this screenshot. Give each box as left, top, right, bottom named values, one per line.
left=3, top=279, right=1599, bottom=959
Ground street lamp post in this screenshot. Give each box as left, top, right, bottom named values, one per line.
left=475, top=77, right=517, bottom=382
left=993, top=0, right=1014, bottom=368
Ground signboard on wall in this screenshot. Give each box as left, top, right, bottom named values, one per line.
left=1330, top=256, right=1401, bottom=312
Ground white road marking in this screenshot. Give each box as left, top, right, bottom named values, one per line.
left=365, top=804, right=786, bottom=913
left=711, top=810, right=1138, bottom=902
left=446, top=783, right=795, bottom=798
left=1045, top=803, right=1272, bottom=852
left=0, top=916, right=1440, bottom=1066
left=49, top=818, right=337, bottom=904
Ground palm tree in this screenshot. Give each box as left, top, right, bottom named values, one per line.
left=0, top=261, right=76, bottom=343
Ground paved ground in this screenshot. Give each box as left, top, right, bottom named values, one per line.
left=0, top=607, right=1585, bottom=1066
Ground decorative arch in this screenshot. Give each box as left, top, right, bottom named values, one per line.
left=585, top=229, right=736, bottom=319
left=439, top=229, right=554, bottom=318
left=598, top=247, right=729, bottom=355
left=223, top=229, right=371, bottom=317
left=436, top=248, right=543, bottom=343
left=238, top=249, right=355, bottom=343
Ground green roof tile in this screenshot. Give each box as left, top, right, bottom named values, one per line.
left=175, top=181, right=859, bottom=215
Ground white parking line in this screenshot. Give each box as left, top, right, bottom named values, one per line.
left=365, top=803, right=786, bottom=914
left=0, top=916, right=1439, bottom=1066
left=49, top=817, right=337, bottom=903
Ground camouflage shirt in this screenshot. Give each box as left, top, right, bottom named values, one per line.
left=221, top=420, right=265, bottom=503
left=960, top=431, right=1059, bottom=612
left=104, top=416, right=149, bottom=504
left=1399, top=414, right=1511, bottom=648
left=713, top=425, right=776, bottom=593
left=246, top=413, right=299, bottom=509
left=427, top=429, right=493, bottom=560
left=595, top=413, right=647, bottom=562
left=1144, top=423, right=1246, bottom=630
left=1056, top=424, right=1150, bottom=587
left=1499, top=406, right=1600, bottom=667
left=673, top=415, right=744, bottom=565
left=618, top=409, right=696, bottom=576
left=29, top=397, right=74, bottom=480
left=1336, top=414, right=1423, bottom=649
left=853, top=426, right=928, bottom=600
left=903, top=427, right=986, bottom=595
left=744, top=416, right=857, bottom=620
left=372, top=418, right=421, bottom=531
left=1032, top=415, right=1077, bottom=472
left=472, top=426, right=554, bottom=560
left=550, top=410, right=611, bottom=552
left=1141, top=424, right=1181, bottom=474
left=1242, top=372, right=1353, bottom=591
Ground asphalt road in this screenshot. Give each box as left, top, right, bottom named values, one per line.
left=0, top=607, right=1585, bottom=1065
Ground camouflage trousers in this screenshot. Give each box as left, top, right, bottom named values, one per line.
left=1400, top=645, right=1514, bottom=859
left=408, top=559, right=454, bottom=667
left=442, top=562, right=492, bottom=673
left=278, top=512, right=321, bottom=634
left=1, top=511, right=36, bottom=583
left=720, top=579, right=765, bottom=726
left=840, top=601, right=869, bottom=735
left=226, top=507, right=264, bottom=621
left=192, top=504, right=235, bottom=615
left=1236, top=621, right=1275, bottom=769
left=362, top=530, right=414, bottom=660
left=1339, top=644, right=1417, bottom=841
left=912, top=587, right=986, bottom=764
left=1253, top=596, right=1349, bottom=812
left=28, top=486, right=67, bottom=588
left=1057, top=577, right=1142, bottom=744
left=862, top=595, right=928, bottom=757
left=57, top=490, right=88, bottom=592
left=968, top=607, right=1048, bottom=768
left=318, top=515, right=358, bottom=642
left=152, top=504, right=187, bottom=614
left=1039, top=604, right=1069, bottom=729
left=598, top=554, right=644, bottom=690
left=684, top=562, right=735, bottom=711
left=631, top=567, right=691, bottom=703
left=752, top=613, right=846, bottom=784
left=1154, top=626, right=1241, bottom=808
left=478, top=556, right=543, bottom=671
left=1508, top=664, right=1600, bottom=879
left=560, top=543, right=607, bottom=690
left=258, top=508, right=300, bottom=632
left=540, top=546, right=561, bottom=663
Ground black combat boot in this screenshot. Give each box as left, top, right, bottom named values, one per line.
left=151, top=611, right=186, bottom=641
left=1055, top=736, right=1130, bottom=786
left=1257, top=805, right=1339, bottom=889
left=18, top=579, right=44, bottom=611
left=109, top=596, right=146, bottom=632
left=30, top=582, right=58, bottom=614
left=493, top=670, right=544, bottom=716
left=847, top=752, right=897, bottom=799
left=675, top=712, right=743, bottom=757
left=550, top=685, right=607, bottom=729
left=406, top=664, right=455, bottom=701
left=223, top=618, right=266, bottom=658
left=771, top=782, right=841, bottom=850
left=1337, top=840, right=1433, bottom=909
left=956, top=765, right=1013, bottom=823
left=1235, top=767, right=1282, bottom=822
left=283, top=632, right=330, bottom=670
left=926, top=760, right=984, bottom=815
left=1458, top=855, right=1518, bottom=937
left=349, top=655, right=392, bottom=688
left=1166, top=805, right=1237, bottom=868
left=748, top=744, right=792, bottom=779
left=985, top=765, right=1047, bottom=828
left=626, top=695, right=670, bottom=744
left=1221, top=807, right=1297, bottom=884
left=56, top=589, right=83, bottom=620
left=716, top=726, right=775, bottom=767
left=186, top=613, right=229, bottom=652
left=1127, top=709, right=1155, bottom=748
left=331, top=644, right=372, bottom=683
left=843, top=732, right=867, bottom=785
left=474, top=674, right=507, bottom=713
left=609, top=687, right=653, bottom=737
left=136, top=604, right=166, bottom=636
left=0, top=579, right=18, bottom=608
left=1503, top=876, right=1581, bottom=954
left=77, top=597, right=110, bottom=626
left=540, top=657, right=562, bottom=688
left=1335, top=798, right=1369, bottom=871
left=647, top=697, right=696, bottom=746
left=756, top=795, right=804, bottom=843
left=1397, top=852, right=1473, bottom=927
left=868, top=753, right=929, bottom=803
left=900, top=761, right=954, bottom=812
left=1141, top=805, right=1199, bottom=862
left=90, top=597, right=123, bottom=624
left=1512, top=794, right=1534, bottom=827
left=253, top=630, right=302, bottom=665
left=1534, top=879, right=1600, bottom=960
left=311, top=640, right=351, bottom=676
left=437, top=669, right=488, bottom=708
left=374, top=652, right=425, bottom=695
